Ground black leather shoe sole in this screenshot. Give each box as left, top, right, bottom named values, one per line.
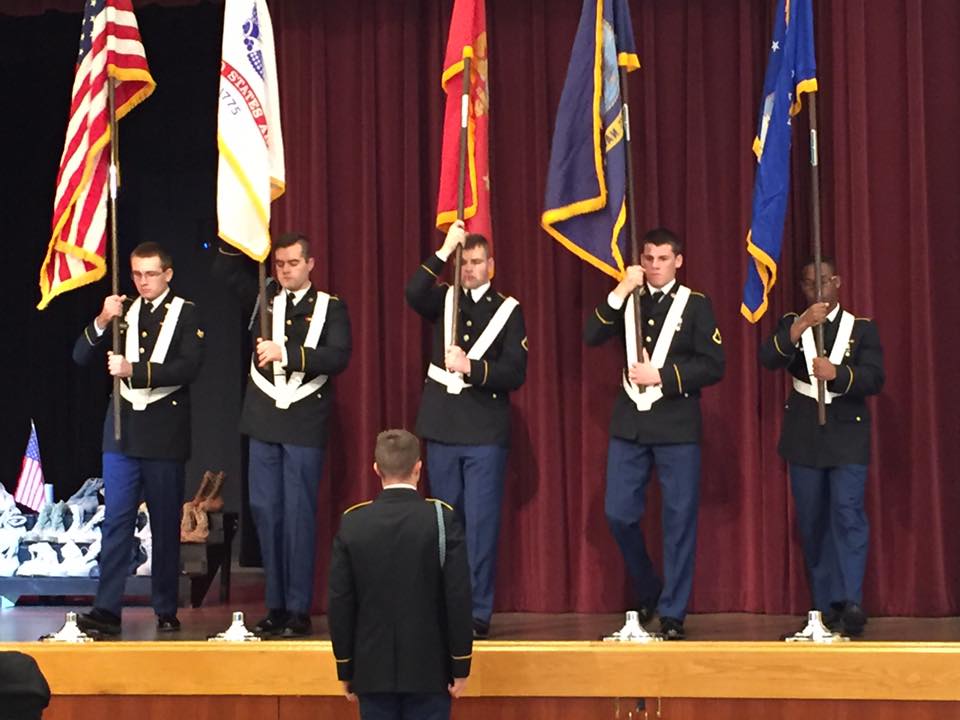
left=157, top=616, right=181, bottom=632
left=636, top=604, right=656, bottom=626
left=77, top=611, right=121, bottom=637
left=659, top=617, right=686, bottom=640
left=472, top=620, right=490, bottom=640
left=254, top=614, right=289, bottom=636
left=279, top=615, right=313, bottom=638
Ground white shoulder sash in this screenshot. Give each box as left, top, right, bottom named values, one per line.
left=119, top=296, right=185, bottom=411
left=794, top=309, right=855, bottom=404
left=621, top=286, right=691, bottom=412
left=250, top=290, right=331, bottom=409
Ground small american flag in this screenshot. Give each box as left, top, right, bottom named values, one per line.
left=14, top=422, right=46, bottom=512
left=37, top=0, right=155, bottom=310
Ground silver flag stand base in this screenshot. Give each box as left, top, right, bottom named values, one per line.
left=602, top=610, right=663, bottom=643
left=784, top=610, right=850, bottom=643
left=208, top=611, right=262, bottom=642
left=40, top=612, right=95, bottom=643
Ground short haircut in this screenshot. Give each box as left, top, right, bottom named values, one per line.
left=642, top=227, right=683, bottom=256
left=464, top=233, right=490, bottom=256
left=131, top=242, right=173, bottom=270
left=273, top=232, right=311, bottom=258
left=802, top=255, right=837, bottom=275
left=374, top=429, right=421, bottom=479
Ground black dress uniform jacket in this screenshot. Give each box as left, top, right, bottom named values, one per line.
left=214, top=249, right=352, bottom=449
left=328, top=488, right=473, bottom=694
left=73, top=293, right=204, bottom=461
left=584, top=286, right=725, bottom=445
left=405, top=253, right=527, bottom=447
left=759, top=310, right=884, bottom=467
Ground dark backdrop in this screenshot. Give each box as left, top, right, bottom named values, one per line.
left=1, top=0, right=957, bottom=616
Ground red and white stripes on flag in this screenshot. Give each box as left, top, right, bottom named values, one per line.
left=14, top=421, right=46, bottom=512
left=37, top=0, right=155, bottom=310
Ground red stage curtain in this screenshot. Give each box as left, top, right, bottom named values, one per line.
left=11, top=0, right=957, bottom=615
left=266, top=0, right=960, bottom=615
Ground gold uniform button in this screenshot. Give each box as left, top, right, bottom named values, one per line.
left=492, top=393, right=498, bottom=399
left=139, top=347, right=145, bottom=353
left=171, top=400, right=178, bottom=406
left=856, top=416, right=862, bottom=422
left=463, top=334, right=470, bottom=342
left=486, top=297, right=492, bottom=302
left=141, top=331, right=148, bottom=337
left=466, top=320, right=473, bottom=327
left=647, top=319, right=655, bottom=326
left=286, top=319, right=292, bottom=326
left=645, top=336, right=652, bottom=343
left=284, top=335, right=289, bottom=341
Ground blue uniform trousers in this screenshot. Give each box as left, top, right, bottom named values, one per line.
left=96, top=452, right=184, bottom=617
left=426, top=441, right=507, bottom=625
left=358, top=692, right=451, bottom=720
left=604, top=438, right=701, bottom=620
left=789, top=463, right=869, bottom=611
left=248, top=438, right=325, bottom=614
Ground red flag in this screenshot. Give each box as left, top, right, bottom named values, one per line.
left=37, top=0, right=155, bottom=310
left=435, top=0, right=492, bottom=247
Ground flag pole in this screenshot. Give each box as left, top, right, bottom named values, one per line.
left=257, top=262, right=269, bottom=342
left=450, top=48, right=473, bottom=344
left=807, top=93, right=827, bottom=426
left=107, top=78, right=122, bottom=442
left=619, top=66, right=645, bottom=366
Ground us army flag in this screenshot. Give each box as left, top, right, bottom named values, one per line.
left=217, top=0, right=285, bottom=261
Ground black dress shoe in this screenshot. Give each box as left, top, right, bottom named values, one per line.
left=157, top=615, right=181, bottom=632
left=76, top=608, right=121, bottom=636
left=636, top=602, right=657, bottom=626
left=822, top=602, right=845, bottom=630
left=253, top=609, right=289, bottom=636
left=659, top=616, right=685, bottom=640
left=472, top=619, right=490, bottom=640
left=841, top=603, right=867, bottom=637
left=279, top=613, right=313, bottom=638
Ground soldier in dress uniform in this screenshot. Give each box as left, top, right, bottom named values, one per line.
left=405, top=219, right=527, bottom=639
left=73, top=242, right=205, bottom=635
left=759, top=257, right=884, bottom=636
left=328, top=429, right=472, bottom=720
left=214, top=232, right=352, bottom=637
left=584, top=228, right=725, bottom=640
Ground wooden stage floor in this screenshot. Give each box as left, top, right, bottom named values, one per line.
left=3, top=605, right=960, bottom=643
left=3, top=606, right=960, bottom=711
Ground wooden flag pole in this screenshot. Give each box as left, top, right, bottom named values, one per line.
left=808, top=93, right=827, bottom=426
left=258, top=262, right=270, bottom=343
left=619, top=65, right=645, bottom=367
left=107, top=78, right=122, bottom=442
left=450, top=48, right=473, bottom=344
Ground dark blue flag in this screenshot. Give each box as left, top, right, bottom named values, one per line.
left=541, top=0, right=639, bottom=279
left=741, top=0, right=818, bottom=322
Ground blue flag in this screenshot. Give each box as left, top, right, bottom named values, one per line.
left=741, top=0, right=818, bottom=322
left=541, top=0, right=639, bottom=279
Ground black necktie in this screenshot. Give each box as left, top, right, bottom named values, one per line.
left=287, top=292, right=296, bottom=306
left=649, top=290, right=662, bottom=303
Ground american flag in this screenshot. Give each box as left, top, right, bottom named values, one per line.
left=37, top=0, right=155, bottom=310
left=14, top=422, right=46, bottom=512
